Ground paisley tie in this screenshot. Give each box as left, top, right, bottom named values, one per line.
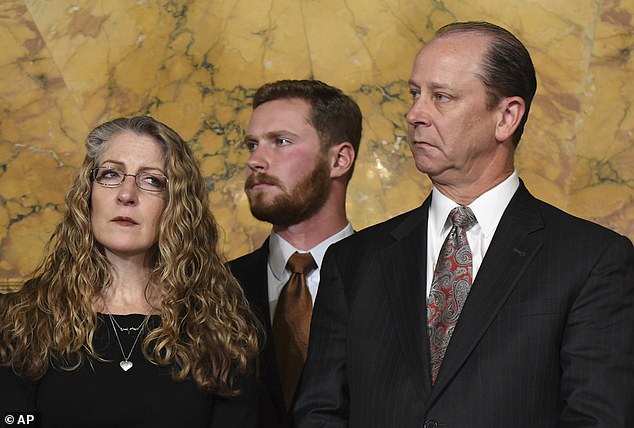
left=427, top=206, right=477, bottom=384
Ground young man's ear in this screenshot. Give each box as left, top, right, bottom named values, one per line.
left=329, top=142, right=356, bottom=179
left=495, top=96, right=525, bottom=142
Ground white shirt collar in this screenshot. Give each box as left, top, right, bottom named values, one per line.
left=268, top=223, right=354, bottom=279
left=429, top=171, right=520, bottom=237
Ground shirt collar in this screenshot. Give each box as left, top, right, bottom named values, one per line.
left=268, top=223, right=354, bottom=280
left=430, top=171, right=519, bottom=238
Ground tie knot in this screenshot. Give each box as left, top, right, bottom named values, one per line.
left=449, top=206, right=477, bottom=230
left=286, top=252, right=317, bottom=275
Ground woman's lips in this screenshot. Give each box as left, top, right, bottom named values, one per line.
left=111, top=216, right=138, bottom=226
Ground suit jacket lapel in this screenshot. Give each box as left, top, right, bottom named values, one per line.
left=380, top=199, right=434, bottom=402
left=428, top=182, right=544, bottom=402
left=232, top=241, right=272, bottom=326
left=230, top=241, right=288, bottom=421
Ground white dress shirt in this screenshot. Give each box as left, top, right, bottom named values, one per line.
left=425, top=171, right=520, bottom=297
left=267, top=223, right=354, bottom=321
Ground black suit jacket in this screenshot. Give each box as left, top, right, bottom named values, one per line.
left=226, top=242, right=290, bottom=428
left=294, top=182, right=634, bottom=427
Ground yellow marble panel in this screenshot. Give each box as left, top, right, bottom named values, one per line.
left=568, top=0, right=634, bottom=239
left=1, top=0, right=633, bottom=291
left=1, top=0, right=88, bottom=289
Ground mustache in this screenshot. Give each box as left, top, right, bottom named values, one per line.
left=245, top=173, right=283, bottom=190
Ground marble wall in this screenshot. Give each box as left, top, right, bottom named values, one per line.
left=1, top=0, right=633, bottom=291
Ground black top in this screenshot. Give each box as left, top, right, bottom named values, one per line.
left=0, top=314, right=258, bottom=428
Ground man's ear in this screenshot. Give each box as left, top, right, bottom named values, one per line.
left=328, top=142, right=356, bottom=179
left=495, top=96, right=525, bottom=142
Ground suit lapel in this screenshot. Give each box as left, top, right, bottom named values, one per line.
left=428, top=182, right=544, bottom=402
left=230, top=242, right=288, bottom=422
left=380, top=199, right=434, bottom=402
left=238, top=242, right=272, bottom=325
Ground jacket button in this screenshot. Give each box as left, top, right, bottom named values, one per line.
left=424, top=420, right=439, bottom=428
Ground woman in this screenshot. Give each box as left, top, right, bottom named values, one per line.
left=0, top=116, right=260, bottom=427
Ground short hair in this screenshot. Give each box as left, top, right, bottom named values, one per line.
left=252, top=79, right=363, bottom=178
left=436, top=21, right=537, bottom=146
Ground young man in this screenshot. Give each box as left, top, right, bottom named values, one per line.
left=230, top=79, right=362, bottom=427
left=294, top=22, right=634, bottom=427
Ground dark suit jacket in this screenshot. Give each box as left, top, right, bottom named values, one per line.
left=294, top=182, right=634, bottom=428
left=226, top=241, right=290, bottom=428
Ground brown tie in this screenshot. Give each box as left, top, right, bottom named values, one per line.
left=273, top=251, right=317, bottom=409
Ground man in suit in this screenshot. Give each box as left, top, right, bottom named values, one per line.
left=293, top=21, right=634, bottom=427
left=228, top=79, right=362, bottom=427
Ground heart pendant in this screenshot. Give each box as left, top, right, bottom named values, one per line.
left=120, top=360, right=133, bottom=371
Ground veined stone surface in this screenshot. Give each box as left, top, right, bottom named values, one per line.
left=1, top=0, right=633, bottom=290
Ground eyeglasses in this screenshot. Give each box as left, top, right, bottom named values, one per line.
left=91, top=167, right=168, bottom=192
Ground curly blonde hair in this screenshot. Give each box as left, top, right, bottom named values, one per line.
left=0, top=116, right=259, bottom=396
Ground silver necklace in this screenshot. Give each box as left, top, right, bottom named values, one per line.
left=107, top=313, right=148, bottom=372
left=110, top=315, right=145, bottom=334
